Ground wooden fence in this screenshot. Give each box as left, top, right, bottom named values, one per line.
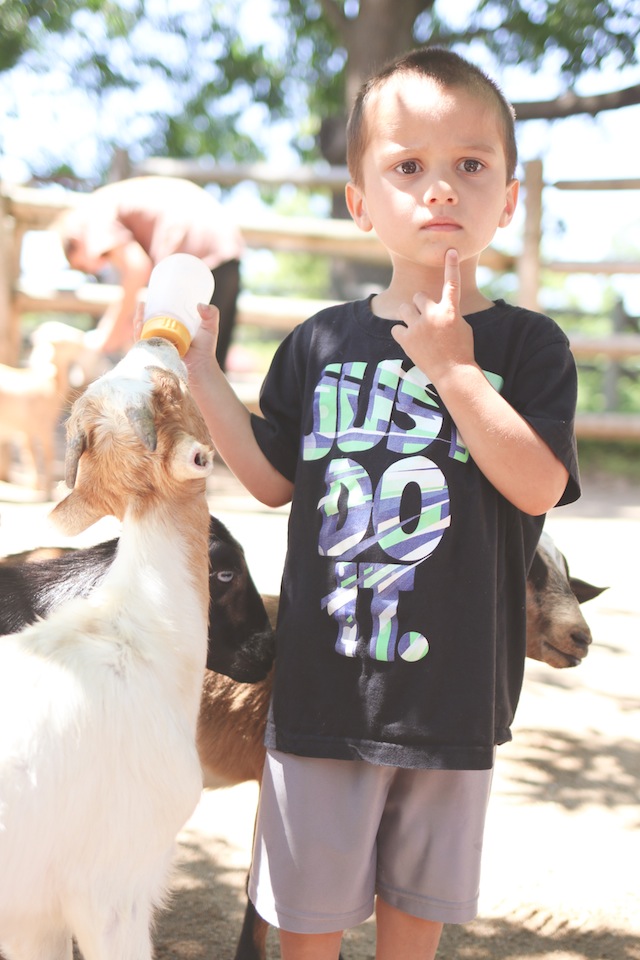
left=1, top=159, right=640, bottom=438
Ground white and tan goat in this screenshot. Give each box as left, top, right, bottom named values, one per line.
left=0, top=338, right=213, bottom=960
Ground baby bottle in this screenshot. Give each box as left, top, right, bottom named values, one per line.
left=140, top=253, right=215, bottom=357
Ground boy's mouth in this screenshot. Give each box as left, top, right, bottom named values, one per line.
left=423, top=217, right=461, bottom=231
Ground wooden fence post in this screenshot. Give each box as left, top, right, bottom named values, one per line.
left=603, top=299, right=628, bottom=411
left=0, top=191, right=16, bottom=364
left=518, top=159, right=543, bottom=312
left=0, top=188, right=29, bottom=364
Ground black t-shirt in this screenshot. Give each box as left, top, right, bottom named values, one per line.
left=251, top=298, right=581, bottom=770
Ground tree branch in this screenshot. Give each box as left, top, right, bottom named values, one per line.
left=514, top=83, right=640, bottom=121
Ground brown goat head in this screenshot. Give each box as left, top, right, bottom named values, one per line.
left=525, top=531, right=606, bottom=668
left=51, top=339, right=213, bottom=536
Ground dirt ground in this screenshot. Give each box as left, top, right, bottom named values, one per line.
left=1, top=466, right=639, bottom=960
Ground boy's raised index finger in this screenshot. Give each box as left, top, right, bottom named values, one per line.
left=443, top=248, right=461, bottom=307
left=442, top=247, right=462, bottom=312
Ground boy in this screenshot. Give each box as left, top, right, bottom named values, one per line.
left=186, top=46, right=580, bottom=960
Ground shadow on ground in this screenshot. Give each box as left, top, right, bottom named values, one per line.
left=501, top=726, right=640, bottom=814
left=438, top=914, right=640, bottom=960
left=146, top=822, right=640, bottom=960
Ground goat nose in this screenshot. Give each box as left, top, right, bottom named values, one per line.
left=572, top=628, right=592, bottom=649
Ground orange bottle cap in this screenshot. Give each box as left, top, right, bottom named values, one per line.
left=140, top=316, right=191, bottom=357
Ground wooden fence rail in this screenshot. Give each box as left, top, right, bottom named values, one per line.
left=1, top=160, right=640, bottom=439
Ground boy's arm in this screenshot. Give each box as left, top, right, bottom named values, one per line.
left=185, top=303, right=294, bottom=508
left=392, top=250, right=569, bottom=516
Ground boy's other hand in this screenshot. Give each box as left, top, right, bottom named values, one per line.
left=392, top=249, right=477, bottom=385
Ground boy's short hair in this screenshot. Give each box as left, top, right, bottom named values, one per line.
left=346, top=46, right=518, bottom=186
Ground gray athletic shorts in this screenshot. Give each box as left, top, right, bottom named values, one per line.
left=248, top=749, right=494, bottom=934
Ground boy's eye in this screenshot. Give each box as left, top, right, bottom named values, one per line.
left=460, top=158, right=484, bottom=174
left=396, top=159, right=420, bottom=175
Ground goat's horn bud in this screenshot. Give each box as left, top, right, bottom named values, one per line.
left=65, top=431, right=86, bottom=488
left=125, top=404, right=158, bottom=452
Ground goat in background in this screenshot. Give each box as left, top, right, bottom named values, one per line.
left=29, top=320, right=111, bottom=405
left=0, top=320, right=110, bottom=499
left=0, top=338, right=214, bottom=960
left=0, top=350, right=61, bottom=498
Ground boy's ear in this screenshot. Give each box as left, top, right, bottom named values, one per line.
left=499, top=178, right=519, bottom=228
left=345, top=181, right=373, bottom=232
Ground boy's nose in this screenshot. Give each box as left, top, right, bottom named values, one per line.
left=423, top=179, right=457, bottom=205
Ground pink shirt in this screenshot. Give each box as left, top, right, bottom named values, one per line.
left=69, top=177, right=244, bottom=268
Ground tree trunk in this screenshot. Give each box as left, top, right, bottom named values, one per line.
left=318, top=0, right=433, bottom=297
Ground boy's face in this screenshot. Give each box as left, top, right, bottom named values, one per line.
left=346, top=73, right=518, bottom=276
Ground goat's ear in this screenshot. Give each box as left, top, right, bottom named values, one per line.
left=64, top=429, right=87, bottom=488
left=124, top=401, right=157, bottom=452
left=170, top=437, right=214, bottom=481
left=570, top=577, right=607, bottom=604
left=49, top=490, right=107, bottom=536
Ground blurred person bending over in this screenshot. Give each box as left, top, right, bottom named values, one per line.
left=58, top=176, right=243, bottom=369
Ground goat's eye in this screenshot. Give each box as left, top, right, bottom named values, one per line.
left=215, top=571, right=234, bottom=583
left=528, top=553, right=548, bottom=590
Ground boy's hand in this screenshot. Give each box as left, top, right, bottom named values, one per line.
left=132, top=301, right=221, bottom=384
left=392, top=249, right=476, bottom=386
left=184, top=302, right=222, bottom=384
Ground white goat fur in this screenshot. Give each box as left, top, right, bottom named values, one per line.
left=0, top=338, right=214, bottom=960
